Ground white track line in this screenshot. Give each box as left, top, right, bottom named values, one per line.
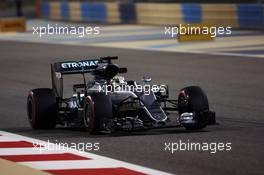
left=20, top=160, right=120, bottom=170
left=0, top=148, right=67, bottom=155
left=0, top=130, right=173, bottom=175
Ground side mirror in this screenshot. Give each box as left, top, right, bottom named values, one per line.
left=119, top=67, right=127, bottom=73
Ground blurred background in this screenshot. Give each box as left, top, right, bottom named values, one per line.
left=0, top=0, right=263, bottom=55
left=1, top=0, right=262, bottom=28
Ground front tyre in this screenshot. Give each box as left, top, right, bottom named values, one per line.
left=27, top=88, right=57, bottom=129
left=178, top=86, right=209, bottom=130
left=84, top=93, right=112, bottom=134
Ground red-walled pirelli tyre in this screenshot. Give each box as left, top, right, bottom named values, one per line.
left=84, top=93, right=112, bottom=134
left=178, top=86, right=209, bottom=130
left=27, top=88, right=57, bottom=129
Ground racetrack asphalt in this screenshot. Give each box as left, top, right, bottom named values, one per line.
left=0, top=41, right=263, bottom=175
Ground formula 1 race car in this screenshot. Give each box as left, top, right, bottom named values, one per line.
left=27, top=56, right=215, bottom=134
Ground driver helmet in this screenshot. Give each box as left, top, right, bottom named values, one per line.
left=112, top=76, right=125, bottom=84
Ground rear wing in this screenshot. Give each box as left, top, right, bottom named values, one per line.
left=52, top=56, right=118, bottom=75
left=51, top=56, right=118, bottom=98
left=53, top=59, right=98, bottom=74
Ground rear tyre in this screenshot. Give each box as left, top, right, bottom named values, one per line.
left=84, top=93, right=112, bottom=134
left=178, top=86, right=209, bottom=130
left=27, top=88, right=57, bottom=129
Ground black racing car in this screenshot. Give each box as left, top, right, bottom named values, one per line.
left=27, top=56, right=215, bottom=134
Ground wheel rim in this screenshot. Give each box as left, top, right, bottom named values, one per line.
left=178, top=92, right=189, bottom=114
left=84, top=105, right=92, bottom=128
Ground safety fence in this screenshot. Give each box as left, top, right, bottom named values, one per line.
left=37, top=1, right=264, bottom=29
